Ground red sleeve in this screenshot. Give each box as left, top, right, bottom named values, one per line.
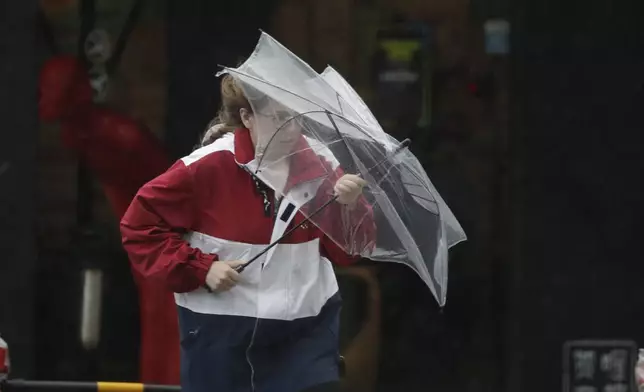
left=120, top=160, right=217, bottom=293
left=319, top=169, right=377, bottom=267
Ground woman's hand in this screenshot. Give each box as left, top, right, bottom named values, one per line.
left=334, top=174, right=367, bottom=205
left=205, top=260, right=246, bottom=292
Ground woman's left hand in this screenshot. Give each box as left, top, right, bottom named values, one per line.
left=334, top=174, right=367, bottom=205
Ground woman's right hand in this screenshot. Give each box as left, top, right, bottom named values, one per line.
left=205, top=260, right=246, bottom=292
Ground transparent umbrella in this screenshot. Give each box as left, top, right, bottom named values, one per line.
left=217, top=32, right=466, bottom=306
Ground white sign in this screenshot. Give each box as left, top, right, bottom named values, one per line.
left=84, top=29, right=112, bottom=65
left=484, top=19, right=510, bottom=55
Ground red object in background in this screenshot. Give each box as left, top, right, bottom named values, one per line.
left=39, top=55, right=179, bottom=385
left=39, top=56, right=94, bottom=122
left=0, top=335, right=9, bottom=380
left=467, top=72, right=496, bottom=99
left=59, top=107, right=170, bottom=212
left=467, top=82, right=479, bottom=95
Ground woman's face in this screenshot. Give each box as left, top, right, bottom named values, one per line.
left=242, top=103, right=302, bottom=160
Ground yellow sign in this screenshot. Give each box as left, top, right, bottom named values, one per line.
left=379, top=39, right=421, bottom=62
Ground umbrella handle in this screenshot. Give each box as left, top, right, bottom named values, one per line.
left=234, top=195, right=339, bottom=273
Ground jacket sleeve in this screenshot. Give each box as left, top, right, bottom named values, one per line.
left=120, top=160, right=217, bottom=293
left=319, top=169, right=377, bottom=267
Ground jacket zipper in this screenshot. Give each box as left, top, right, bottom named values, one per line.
left=245, top=317, right=260, bottom=392
left=246, top=173, right=285, bottom=392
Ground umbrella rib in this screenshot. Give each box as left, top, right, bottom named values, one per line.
left=255, top=109, right=341, bottom=170
left=401, top=189, right=438, bottom=205
left=404, top=194, right=440, bottom=211
left=400, top=181, right=439, bottom=203
left=400, top=167, right=444, bottom=217
left=368, top=163, right=440, bottom=214
left=325, top=111, right=358, bottom=174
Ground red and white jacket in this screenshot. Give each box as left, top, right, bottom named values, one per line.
left=121, top=128, right=375, bottom=321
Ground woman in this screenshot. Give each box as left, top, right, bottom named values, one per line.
left=120, top=75, right=375, bottom=392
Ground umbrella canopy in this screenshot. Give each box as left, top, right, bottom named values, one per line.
left=218, top=31, right=466, bottom=305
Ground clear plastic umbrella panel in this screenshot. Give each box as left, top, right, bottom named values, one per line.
left=217, top=32, right=466, bottom=306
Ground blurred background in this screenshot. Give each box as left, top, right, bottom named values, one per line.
left=0, top=0, right=643, bottom=391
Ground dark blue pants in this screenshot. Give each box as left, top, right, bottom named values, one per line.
left=177, top=296, right=342, bottom=392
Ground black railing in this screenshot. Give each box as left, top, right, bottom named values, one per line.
left=1, top=380, right=180, bottom=392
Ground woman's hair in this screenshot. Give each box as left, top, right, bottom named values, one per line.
left=200, top=74, right=273, bottom=147
left=199, top=122, right=225, bottom=147
left=200, top=75, right=252, bottom=147
left=218, top=75, right=253, bottom=132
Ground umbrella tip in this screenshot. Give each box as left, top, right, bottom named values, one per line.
left=392, top=139, right=411, bottom=155
left=215, top=65, right=229, bottom=77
